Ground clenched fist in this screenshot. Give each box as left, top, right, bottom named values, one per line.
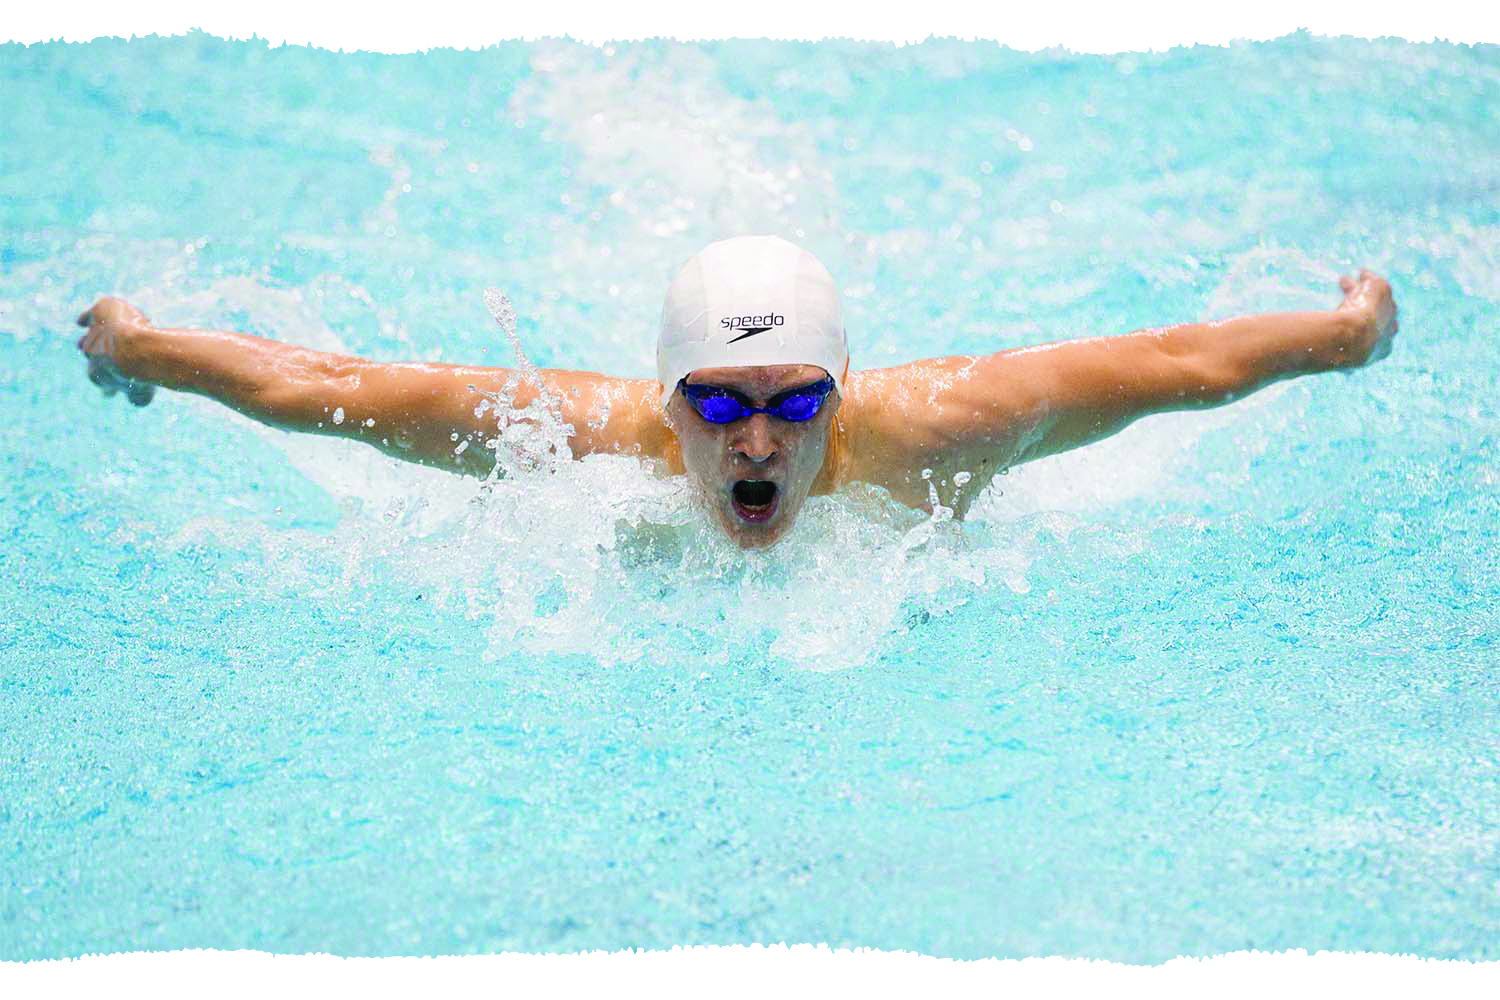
left=76, top=297, right=156, bottom=406
left=1336, top=269, right=1399, bottom=366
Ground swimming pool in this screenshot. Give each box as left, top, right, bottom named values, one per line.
left=1, top=32, right=1497, bottom=962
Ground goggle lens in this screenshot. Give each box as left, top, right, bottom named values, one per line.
left=772, top=390, right=825, bottom=422
left=679, top=378, right=834, bottom=425
left=695, top=394, right=750, bottom=424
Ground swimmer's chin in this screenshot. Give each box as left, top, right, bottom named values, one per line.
left=715, top=502, right=793, bottom=549
left=728, top=526, right=787, bottom=550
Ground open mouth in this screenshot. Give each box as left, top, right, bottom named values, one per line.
left=730, top=479, right=780, bottom=523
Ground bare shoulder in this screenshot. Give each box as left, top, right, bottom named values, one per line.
left=837, top=355, right=1046, bottom=510
left=539, top=370, right=673, bottom=462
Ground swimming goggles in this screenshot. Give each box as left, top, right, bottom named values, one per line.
left=677, top=376, right=836, bottom=425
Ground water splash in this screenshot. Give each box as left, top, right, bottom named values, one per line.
left=481, top=288, right=527, bottom=378
left=476, top=287, right=574, bottom=476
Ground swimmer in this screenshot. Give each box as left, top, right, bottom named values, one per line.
left=76, top=235, right=1398, bottom=549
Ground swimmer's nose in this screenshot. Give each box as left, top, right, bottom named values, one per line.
left=731, top=414, right=779, bottom=464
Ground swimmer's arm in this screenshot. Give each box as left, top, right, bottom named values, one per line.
left=940, top=271, right=1397, bottom=466
left=985, top=270, right=1398, bottom=466
left=75, top=297, right=668, bottom=475
left=846, top=271, right=1397, bottom=510
left=249, top=356, right=662, bottom=476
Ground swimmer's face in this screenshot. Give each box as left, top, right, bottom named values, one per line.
left=664, top=364, right=839, bottom=549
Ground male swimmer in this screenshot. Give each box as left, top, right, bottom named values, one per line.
left=76, top=235, right=1398, bottom=549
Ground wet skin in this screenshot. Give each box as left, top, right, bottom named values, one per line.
left=663, top=364, right=840, bottom=549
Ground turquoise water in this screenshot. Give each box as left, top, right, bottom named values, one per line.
left=2, top=32, right=1498, bottom=962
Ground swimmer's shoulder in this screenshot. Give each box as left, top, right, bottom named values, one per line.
left=834, top=367, right=922, bottom=500
left=836, top=358, right=1018, bottom=502
left=839, top=360, right=967, bottom=452
left=540, top=369, right=674, bottom=463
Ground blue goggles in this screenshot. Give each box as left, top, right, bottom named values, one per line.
left=677, top=376, right=836, bottom=425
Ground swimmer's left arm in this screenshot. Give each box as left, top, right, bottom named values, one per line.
left=983, top=269, right=1398, bottom=466
left=848, top=270, right=1397, bottom=511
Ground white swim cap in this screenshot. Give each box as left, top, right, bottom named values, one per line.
left=657, top=235, right=849, bottom=408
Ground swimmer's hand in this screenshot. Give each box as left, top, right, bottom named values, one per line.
left=76, top=297, right=157, bottom=406
left=1335, top=269, right=1398, bottom=367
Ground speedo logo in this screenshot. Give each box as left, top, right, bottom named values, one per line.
left=722, top=313, right=785, bottom=344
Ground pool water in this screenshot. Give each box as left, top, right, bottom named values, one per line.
left=1, top=32, right=1497, bottom=962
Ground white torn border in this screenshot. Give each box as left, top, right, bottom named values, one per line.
left=4, top=2, right=1499, bottom=50
left=6, top=4, right=1500, bottom=990
left=1, top=948, right=1498, bottom=995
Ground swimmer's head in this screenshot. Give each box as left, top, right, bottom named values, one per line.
left=657, top=236, right=850, bottom=548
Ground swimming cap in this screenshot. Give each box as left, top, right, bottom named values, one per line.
left=657, top=235, right=849, bottom=408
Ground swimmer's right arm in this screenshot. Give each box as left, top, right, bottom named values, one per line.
left=75, top=297, right=670, bottom=476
